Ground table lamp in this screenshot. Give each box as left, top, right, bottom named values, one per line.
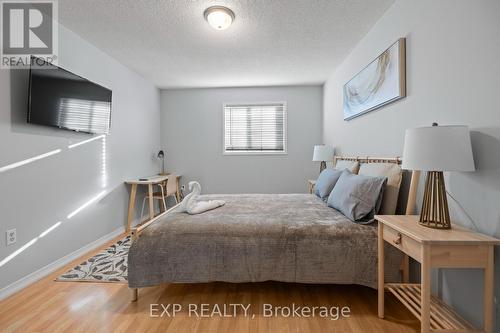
left=402, top=124, right=475, bottom=229
left=157, top=150, right=166, bottom=175
left=312, top=144, right=334, bottom=173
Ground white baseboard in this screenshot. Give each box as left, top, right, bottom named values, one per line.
left=0, top=226, right=126, bottom=301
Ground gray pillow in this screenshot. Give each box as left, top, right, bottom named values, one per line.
left=314, top=168, right=343, bottom=200
left=327, top=170, right=387, bottom=223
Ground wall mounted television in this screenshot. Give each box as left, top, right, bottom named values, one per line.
left=28, top=56, right=112, bottom=134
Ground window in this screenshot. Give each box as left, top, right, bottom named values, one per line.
left=224, top=102, right=286, bottom=154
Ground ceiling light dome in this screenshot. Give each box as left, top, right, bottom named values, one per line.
left=204, top=6, right=235, bottom=30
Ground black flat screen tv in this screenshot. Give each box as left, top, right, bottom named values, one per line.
left=28, top=57, right=112, bottom=134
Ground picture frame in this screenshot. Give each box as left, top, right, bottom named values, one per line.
left=343, top=38, right=406, bottom=120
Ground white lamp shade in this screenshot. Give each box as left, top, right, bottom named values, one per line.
left=402, top=125, right=475, bottom=171
left=312, top=145, right=334, bottom=162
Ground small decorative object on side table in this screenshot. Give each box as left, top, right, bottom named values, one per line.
left=312, top=144, right=334, bottom=173
left=402, top=124, right=475, bottom=229
left=308, top=179, right=316, bottom=194
left=376, top=215, right=500, bottom=333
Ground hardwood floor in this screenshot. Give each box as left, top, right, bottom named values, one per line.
left=0, top=234, right=419, bottom=333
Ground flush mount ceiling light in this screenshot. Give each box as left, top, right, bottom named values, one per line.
left=204, top=6, right=235, bottom=30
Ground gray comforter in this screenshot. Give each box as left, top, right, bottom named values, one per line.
left=128, top=194, right=402, bottom=289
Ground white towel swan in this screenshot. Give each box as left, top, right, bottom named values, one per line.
left=179, top=181, right=225, bottom=214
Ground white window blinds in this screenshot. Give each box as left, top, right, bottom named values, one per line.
left=224, top=103, right=286, bottom=153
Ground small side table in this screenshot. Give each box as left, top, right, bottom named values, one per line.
left=376, top=215, right=500, bottom=333
left=308, top=179, right=316, bottom=194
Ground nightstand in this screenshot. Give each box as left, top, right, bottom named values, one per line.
left=307, top=179, right=316, bottom=194
left=376, top=215, right=500, bottom=333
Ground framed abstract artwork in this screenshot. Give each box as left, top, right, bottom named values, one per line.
left=343, top=38, right=406, bottom=120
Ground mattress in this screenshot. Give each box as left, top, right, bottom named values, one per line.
left=128, top=194, right=402, bottom=288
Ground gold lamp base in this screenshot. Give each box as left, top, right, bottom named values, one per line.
left=419, top=171, right=451, bottom=229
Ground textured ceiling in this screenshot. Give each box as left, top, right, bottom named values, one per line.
left=59, top=0, right=394, bottom=88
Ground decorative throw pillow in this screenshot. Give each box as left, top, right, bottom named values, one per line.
left=314, top=168, right=344, bottom=200
left=334, top=160, right=360, bottom=174
left=327, top=170, right=387, bottom=223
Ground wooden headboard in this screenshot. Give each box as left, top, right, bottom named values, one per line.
left=333, top=155, right=420, bottom=215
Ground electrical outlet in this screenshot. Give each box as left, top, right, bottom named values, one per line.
left=6, top=229, right=16, bottom=246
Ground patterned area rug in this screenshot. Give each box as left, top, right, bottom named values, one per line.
left=57, top=235, right=130, bottom=283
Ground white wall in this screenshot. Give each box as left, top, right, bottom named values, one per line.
left=161, top=86, right=322, bottom=194
left=323, top=0, right=500, bottom=329
left=0, top=24, right=161, bottom=291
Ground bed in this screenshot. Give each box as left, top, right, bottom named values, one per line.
left=127, top=156, right=419, bottom=301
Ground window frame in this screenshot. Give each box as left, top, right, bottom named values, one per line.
left=222, top=101, right=288, bottom=156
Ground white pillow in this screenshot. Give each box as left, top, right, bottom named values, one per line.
left=334, top=160, right=360, bottom=174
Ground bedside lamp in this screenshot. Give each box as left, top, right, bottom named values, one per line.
left=313, top=145, right=334, bottom=173
left=402, top=124, right=475, bottom=229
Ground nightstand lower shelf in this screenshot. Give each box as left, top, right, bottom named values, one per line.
left=385, top=283, right=477, bottom=332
